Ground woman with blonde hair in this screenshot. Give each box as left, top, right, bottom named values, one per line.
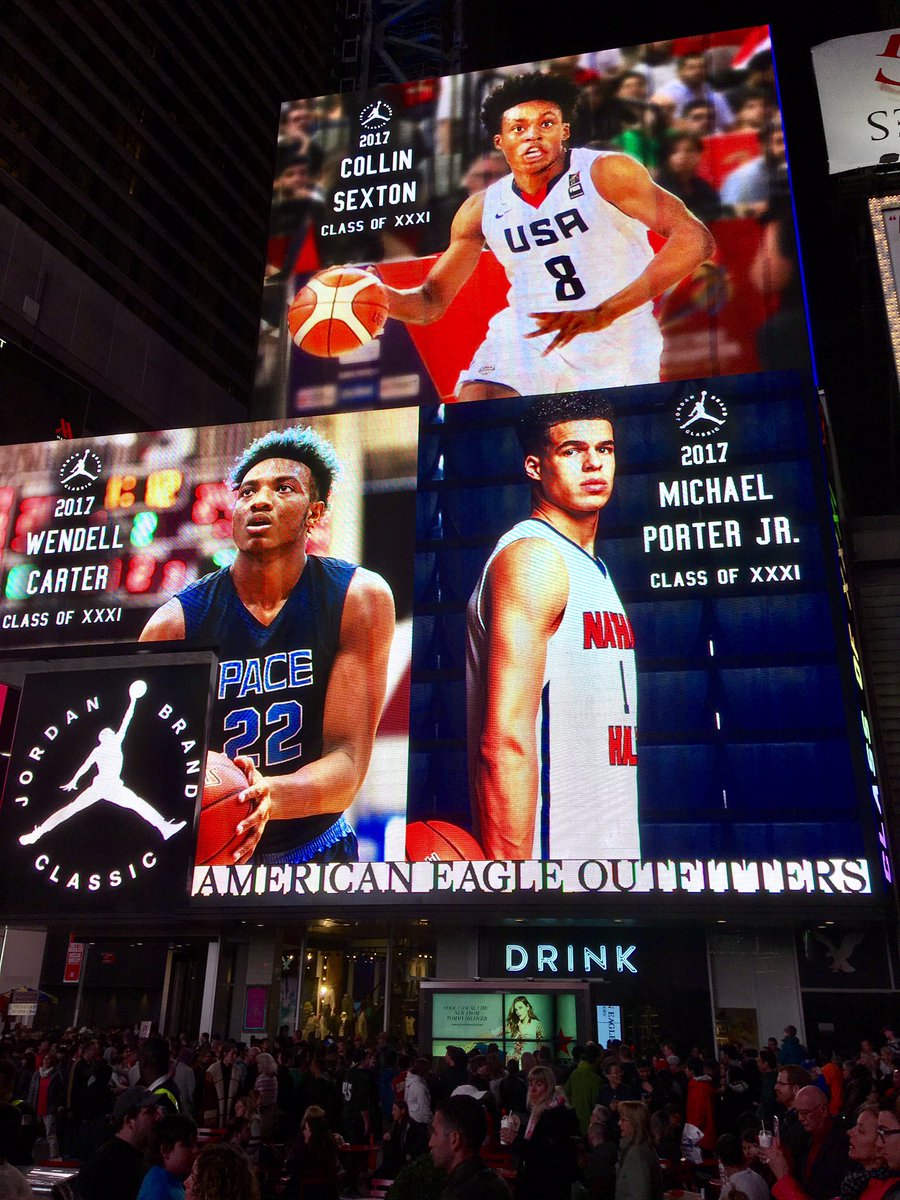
left=615, top=1101, right=663, bottom=1200
left=500, top=1064, right=579, bottom=1200
left=185, top=1142, right=260, bottom=1200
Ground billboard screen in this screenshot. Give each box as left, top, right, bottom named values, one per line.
left=259, top=25, right=806, bottom=416
left=0, top=661, right=212, bottom=914
left=0, top=373, right=887, bottom=909
left=0, top=30, right=889, bottom=914
left=425, top=985, right=583, bottom=1060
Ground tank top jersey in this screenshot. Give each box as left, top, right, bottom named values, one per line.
left=177, top=556, right=357, bottom=856
left=481, top=147, right=655, bottom=335
left=466, top=519, right=639, bottom=861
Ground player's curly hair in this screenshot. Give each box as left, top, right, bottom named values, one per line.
left=517, top=392, right=614, bottom=455
left=189, top=1142, right=260, bottom=1200
left=230, top=425, right=341, bottom=504
left=481, top=71, right=581, bottom=134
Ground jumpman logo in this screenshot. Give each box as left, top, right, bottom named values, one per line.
left=680, top=391, right=725, bottom=429
left=361, top=100, right=390, bottom=125
left=19, top=681, right=186, bottom=846
left=60, top=450, right=100, bottom=486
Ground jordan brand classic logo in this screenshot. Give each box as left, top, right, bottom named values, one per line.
left=674, top=390, right=729, bottom=438
left=11, top=675, right=202, bottom=895
left=59, top=449, right=102, bottom=492
left=359, top=99, right=393, bottom=130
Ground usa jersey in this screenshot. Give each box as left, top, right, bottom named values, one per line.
left=481, top=147, right=655, bottom=337
left=177, top=556, right=357, bottom=857
left=466, top=519, right=639, bottom=860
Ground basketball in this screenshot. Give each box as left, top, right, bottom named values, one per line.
left=195, top=752, right=254, bottom=866
left=406, top=820, right=485, bottom=862
left=288, top=266, right=388, bottom=357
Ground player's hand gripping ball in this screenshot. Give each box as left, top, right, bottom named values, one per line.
left=196, top=751, right=255, bottom=866
left=288, top=266, right=388, bottom=357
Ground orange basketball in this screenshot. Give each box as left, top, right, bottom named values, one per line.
left=406, top=820, right=485, bottom=862
left=195, top=752, right=254, bottom=866
left=288, top=267, right=388, bottom=357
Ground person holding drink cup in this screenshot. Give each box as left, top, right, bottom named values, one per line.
left=500, top=1066, right=579, bottom=1200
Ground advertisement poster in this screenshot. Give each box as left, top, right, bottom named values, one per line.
left=0, top=663, right=212, bottom=914
left=429, top=989, right=578, bottom=1059
left=259, top=25, right=805, bottom=415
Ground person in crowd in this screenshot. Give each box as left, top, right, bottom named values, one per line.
left=27, top=1051, right=62, bottom=1160
left=500, top=1065, right=579, bottom=1200
left=614, top=1100, right=663, bottom=1200
left=584, top=1107, right=619, bottom=1200
left=224, top=1116, right=253, bottom=1160
left=649, top=1110, right=679, bottom=1164
left=775, top=1065, right=811, bottom=1166
left=282, top=1105, right=341, bottom=1200
left=202, top=1045, right=240, bottom=1130
left=787, top=1086, right=851, bottom=1200
left=141, top=1040, right=181, bottom=1117
left=172, top=1051, right=196, bottom=1121
left=71, top=1086, right=161, bottom=1200
left=566, top=1046, right=603, bottom=1135
left=403, top=1057, right=433, bottom=1134
left=721, top=119, right=787, bottom=217
left=380, top=1099, right=425, bottom=1178
left=598, top=1064, right=637, bottom=1141
left=780, top=1029, right=807, bottom=1067
left=652, top=52, right=733, bottom=129
left=184, top=1142, right=260, bottom=1200
left=717, top=1133, right=771, bottom=1200
left=137, top=1113, right=198, bottom=1200
left=253, top=1053, right=277, bottom=1139
left=846, top=1105, right=885, bottom=1185
left=498, top=1059, right=527, bottom=1117
left=843, top=1064, right=877, bottom=1121
left=769, top=1104, right=900, bottom=1200
left=429, top=1095, right=512, bottom=1200
left=685, top=1057, right=717, bottom=1152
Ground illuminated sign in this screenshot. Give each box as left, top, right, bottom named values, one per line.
left=504, top=942, right=638, bottom=976
left=597, top=1005, right=623, bottom=1044
left=0, top=372, right=887, bottom=908
left=0, top=662, right=212, bottom=915
left=262, top=26, right=807, bottom=415
left=427, top=988, right=580, bottom=1059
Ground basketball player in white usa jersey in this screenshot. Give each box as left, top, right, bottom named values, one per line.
left=466, top=393, right=639, bottom=861
left=380, top=72, right=713, bottom=400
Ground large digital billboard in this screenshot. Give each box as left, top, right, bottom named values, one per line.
left=259, top=26, right=806, bottom=415
left=0, top=373, right=887, bottom=909
left=0, top=30, right=889, bottom=913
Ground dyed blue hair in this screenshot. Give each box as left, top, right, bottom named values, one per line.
left=230, top=425, right=340, bottom=503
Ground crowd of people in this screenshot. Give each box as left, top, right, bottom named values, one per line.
left=3, top=1020, right=900, bottom=1200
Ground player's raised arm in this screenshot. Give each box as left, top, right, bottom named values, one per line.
left=474, top=539, right=568, bottom=860
left=528, top=153, right=714, bottom=353
left=382, top=193, right=486, bottom=325
left=253, top=567, right=395, bottom=823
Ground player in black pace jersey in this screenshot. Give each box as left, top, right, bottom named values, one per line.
left=139, top=426, right=395, bottom=865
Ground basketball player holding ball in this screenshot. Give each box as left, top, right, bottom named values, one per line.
left=140, top=426, right=394, bottom=866
left=377, top=72, right=713, bottom=399
left=466, top=392, right=639, bottom=861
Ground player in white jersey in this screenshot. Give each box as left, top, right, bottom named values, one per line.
left=466, top=392, right=639, bottom=861
left=379, top=72, right=713, bottom=399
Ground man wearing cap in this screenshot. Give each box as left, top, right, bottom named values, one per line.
left=71, top=1086, right=160, bottom=1200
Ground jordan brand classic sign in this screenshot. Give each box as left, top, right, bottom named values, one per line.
left=0, top=662, right=212, bottom=914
